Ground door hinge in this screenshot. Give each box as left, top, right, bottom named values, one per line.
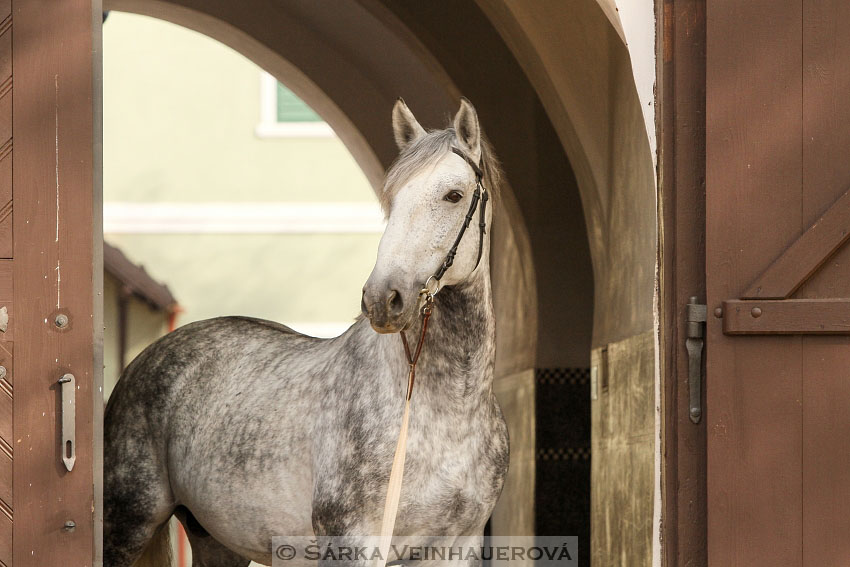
left=686, top=297, right=707, bottom=424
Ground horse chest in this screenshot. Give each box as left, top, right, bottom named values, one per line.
left=311, top=390, right=506, bottom=534
left=395, top=405, right=507, bottom=532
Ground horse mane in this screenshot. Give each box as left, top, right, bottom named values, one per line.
left=380, top=126, right=502, bottom=215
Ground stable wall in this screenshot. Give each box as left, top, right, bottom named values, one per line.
left=475, top=2, right=657, bottom=564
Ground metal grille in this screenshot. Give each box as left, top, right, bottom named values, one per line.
left=537, top=447, right=592, bottom=461
left=535, top=367, right=591, bottom=544
left=535, top=367, right=590, bottom=385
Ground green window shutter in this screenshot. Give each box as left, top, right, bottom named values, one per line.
left=276, top=82, right=322, bottom=122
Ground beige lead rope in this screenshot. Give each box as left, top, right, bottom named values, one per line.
left=376, top=291, right=434, bottom=567
left=375, top=147, right=484, bottom=566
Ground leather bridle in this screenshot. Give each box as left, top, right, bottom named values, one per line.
left=427, top=146, right=489, bottom=292
left=401, top=145, right=489, bottom=398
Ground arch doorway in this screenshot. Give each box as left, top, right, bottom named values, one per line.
left=103, top=0, right=656, bottom=564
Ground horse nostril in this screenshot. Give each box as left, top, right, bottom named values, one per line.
left=387, top=289, right=404, bottom=316
left=361, top=290, right=368, bottom=316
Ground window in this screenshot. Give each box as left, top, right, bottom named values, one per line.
left=255, top=71, right=334, bottom=138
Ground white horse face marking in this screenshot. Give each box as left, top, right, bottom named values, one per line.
left=362, top=99, right=486, bottom=334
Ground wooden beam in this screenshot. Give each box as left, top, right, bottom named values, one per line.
left=742, top=187, right=850, bottom=299
left=723, top=299, right=850, bottom=334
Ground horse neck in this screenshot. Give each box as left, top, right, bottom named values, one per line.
left=382, top=262, right=496, bottom=407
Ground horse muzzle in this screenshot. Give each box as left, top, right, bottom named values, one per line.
left=361, top=284, right=412, bottom=333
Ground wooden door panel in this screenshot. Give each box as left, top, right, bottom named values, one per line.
left=0, top=6, right=10, bottom=562
left=0, top=436, right=10, bottom=514
left=801, top=337, right=850, bottom=564
left=0, top=262, right=11, bottom=344
left=0, top=258, right=8, bottom=567
left=0, top=78, right=8, bottom=145
left=800, top=0, right=850, bottom=563
left=0, top=510, right=9, bottom=567
left=0, top=384, right=9, bottom=454
left=800, top=0, right=850, bottom=301
left=706, top=0, right=804, bottom=565
left=0, top=15, right=9, bottom=83
left=0, top=341, right=10, bottom=520
left=708, top=0, right=850, bottom=565
left=0, top=9, right=9, bottom=262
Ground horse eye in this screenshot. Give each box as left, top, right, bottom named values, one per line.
left=444, top=190, right=464, bottom=203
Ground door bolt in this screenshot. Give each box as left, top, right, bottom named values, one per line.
left=686, top=297, right=707, bottom=424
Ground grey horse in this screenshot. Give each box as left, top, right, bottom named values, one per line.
left=104, top=98, right=509, bottom=567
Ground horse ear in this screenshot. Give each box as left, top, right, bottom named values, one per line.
left=453, top=98, right=481, bottom=164
left=392, top=98, right=426, bottom=151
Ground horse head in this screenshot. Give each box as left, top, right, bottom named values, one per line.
left=362, top=98, right=497, bottom=334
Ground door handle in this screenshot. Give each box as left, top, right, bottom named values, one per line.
left=58, top=373, right=75, bottom=471
left=686, top=297, right=706, bottom=424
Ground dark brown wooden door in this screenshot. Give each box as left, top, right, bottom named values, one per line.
left=3, top=0, right=100, bottom=565
left=707, top=1, right=850, bottom=565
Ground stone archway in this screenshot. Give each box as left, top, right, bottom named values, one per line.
left=104, top=0, right=656, bottom=563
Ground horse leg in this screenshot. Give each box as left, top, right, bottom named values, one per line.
left=103, top=438, right=175, bottom=566
left=103, top=472, right=173, bottom=566
left=104, top=382, right=180, bottom=567
left=184, top=531, right=251, bottom=567
left=184, top=535, right=250, bottom=567
left=174, top=506, right=252, bottom=567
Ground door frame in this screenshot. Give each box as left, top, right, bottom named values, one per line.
left=657, top=0, right=708, bottom=565
left=93, top=1, right=105, bottom=564
left=11, top=0, right=103, bottom=564
left=13, top=1, right=711, bottom=563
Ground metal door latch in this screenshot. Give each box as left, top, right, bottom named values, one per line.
left=58, top=373, right=76, bottom=471
left=686, top=297, right=707, bottom=424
